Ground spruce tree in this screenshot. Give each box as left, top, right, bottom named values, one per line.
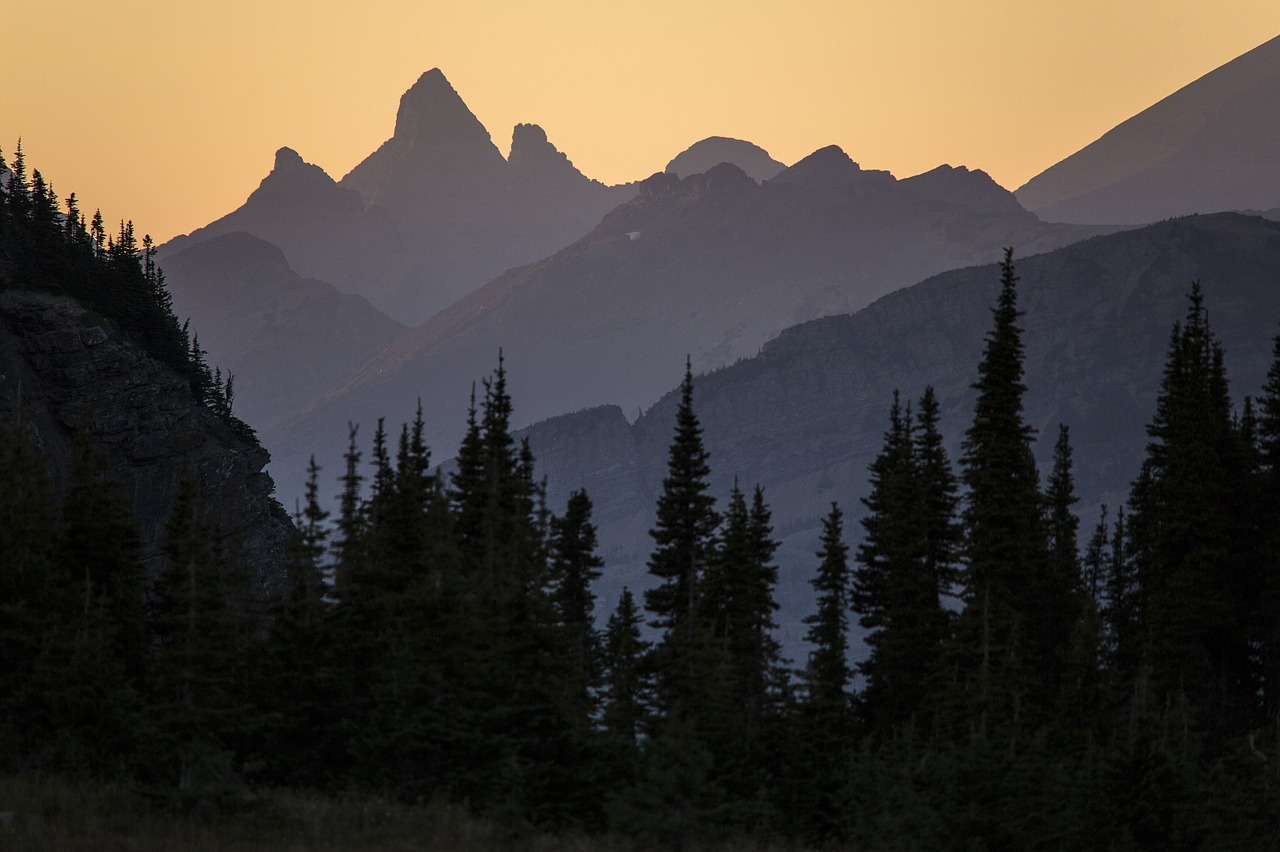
left=550, top=489, right=605, bottom=728
left=951, top=248, right=1054, bottom=738
left=1126, top=284, right=1261, bottom=733
left=644, top=358, right=721, bottom=718
left=854, top=391, right=953, bottom=734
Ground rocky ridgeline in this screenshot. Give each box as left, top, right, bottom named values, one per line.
left=0, top=289, right=292, bottom=587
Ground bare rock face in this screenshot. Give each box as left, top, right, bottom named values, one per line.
left=0, top=289, right=292, bottom=587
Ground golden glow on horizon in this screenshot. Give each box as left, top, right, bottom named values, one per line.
left=5, top=2, right=1280, bottom=242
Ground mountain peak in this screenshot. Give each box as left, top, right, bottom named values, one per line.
left=768, top=145, right=892, bottom=190
left=902, top=164, right=1028, bottom=216
left=273, top=146, right=306, bottom=170
left=244, top=147, right=357, bottom=211
left=392, top=69, right=479, bottom=141
left=508, top=123, right=590, bottom=186
left=665, top=136, right=786, bottom=183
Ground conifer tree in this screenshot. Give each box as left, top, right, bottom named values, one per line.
left=1259, top=331, right=1280, bottom=720
left=1127, top=285, right=1261, bottom=732
left=550, top=489, right=605, bottom=727
left=951, top=249, right=1054, bottom=737
left=602, top=588, right=650, bottom=746
left=803, top=503, right=852, bottom=715
left=854, top=391, right=950, bottom=733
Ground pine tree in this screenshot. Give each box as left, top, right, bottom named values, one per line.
left=854, top=391, right=951, bottom=734
left=1127, top=284, right=1262, bottom=733
left=145, top=469, right=240, bottom=795
left=550, top=489, right=605, bottom=728
left=950, top=248, right=1054, bottom=739
left=602, top=587, right=650, bottom=746
left=803, top=503, right=852, bottom=715
left=1259, top=331, right=1280, bottom=721
left=645, top=359, right=722, bottom=722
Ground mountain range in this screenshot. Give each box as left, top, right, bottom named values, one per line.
left=265, top=149, right=1099, bottom=501
left=161, top=69, right=635, bottom=324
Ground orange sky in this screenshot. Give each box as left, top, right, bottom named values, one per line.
left=5, top=2, right=1280, bottom=243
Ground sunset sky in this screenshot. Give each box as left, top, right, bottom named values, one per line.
left=5, top=2, right=1280, bottom=243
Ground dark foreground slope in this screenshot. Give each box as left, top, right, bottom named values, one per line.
left=0, top=173, right=292, bottom=583
left=522, top=213, right=1280, bottom=643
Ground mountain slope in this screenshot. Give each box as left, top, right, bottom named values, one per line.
left=163, top=232, right=410, bottom=432
left=267, top=150, right=1100, bottom=501
left=520, top=213, right=1280, bottom=646
left=1016, top=34, right=1280, bottom=224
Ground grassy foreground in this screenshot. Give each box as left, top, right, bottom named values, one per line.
left=0, top=774, right=808, bottom=852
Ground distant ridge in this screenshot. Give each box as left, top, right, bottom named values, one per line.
left=1016, top=34, right=1280, bottom=224
left=665, top=136, right=786, bottom=183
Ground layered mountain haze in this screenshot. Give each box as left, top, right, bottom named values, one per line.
left=267, top=148, right=1100, bottom=502
left=1017, top=34, right=1280, bottom=224
left=522, top=213, right=1280, bottom=646
left=163, top=69, right=635, bottom=323
left=162, top=233, right=409, bottom=433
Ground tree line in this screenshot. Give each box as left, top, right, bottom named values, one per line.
left=2, top=152, right=1279, bottom=848
left=0, top=142, right=236, bottom=420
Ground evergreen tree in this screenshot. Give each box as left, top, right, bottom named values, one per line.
left=951, top=248, right=1055, bottom=739
left=550, top=489, right=605, bottom=728
left=854, top=391, right=951, bottom=734
left=1126, top=284, right=1262, bottom=734
left=602, top=587, right=650, bottom=746
left=1259, top=331, right=1280, bottom=721
left=145, top=469, right=240, bottom=795
left=644, top=358, right=721, bottom=720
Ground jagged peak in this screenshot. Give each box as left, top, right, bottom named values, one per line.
left=768, top=144, right=885, bottom=189
left=902, top=164, right=1027, bottom=215
left=508, top=122, right=585, bottom=183
left=392, top=67, right=493, bottom=148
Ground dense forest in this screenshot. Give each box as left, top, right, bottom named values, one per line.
left=3, top=151, right=1280, bottom=850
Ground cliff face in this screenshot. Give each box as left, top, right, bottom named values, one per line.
left=0, top=288, right=292, bottom=587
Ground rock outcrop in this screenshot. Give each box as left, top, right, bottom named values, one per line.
left=0, top=288, right=292, bottom=586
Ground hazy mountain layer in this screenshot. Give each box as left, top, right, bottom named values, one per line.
left=162, top=70, right=635, bottom=324
left=1016, top=35, right=1280, bottom=224
left=520, top=213, right=1280, bottom=649
left=268, top=149, right=1099, bottom=506
left=163, top=232, right=410, bottom=433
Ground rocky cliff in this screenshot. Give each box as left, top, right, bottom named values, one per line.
left=0, top=288, right=292, bottom=586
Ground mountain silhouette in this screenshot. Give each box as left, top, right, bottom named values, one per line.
left=267, top=151, right=1100, bottom=502
left=163, top=70, right=634, bottom=323
left=1017, top=34, right=1280, bottom=224
left=665, top=136, right=787, bottom=182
